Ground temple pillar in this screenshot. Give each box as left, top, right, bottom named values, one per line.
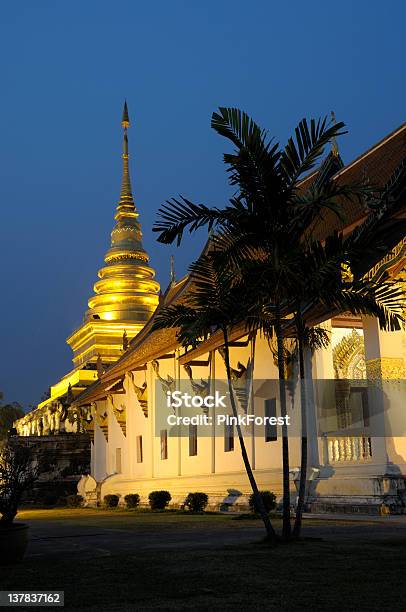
left=210, top=350, right=216, bottom=474
left=312, top=320, right=335, bottom=467
left=305, top=347, right=321, bottom=468
left=362, top=316, right=406, bottom=470
left=363, top=317, right=406, bottom=380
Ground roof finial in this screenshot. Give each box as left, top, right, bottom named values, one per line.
left=170, top=255, right=175, bottom=284
left=122, top=100, right=130, bottom=129
left=331, top=111, right=339, bottom=157
left=66, top=383, right=74, bottom=406
left=96, top=354, right=104, bottom=379
left=122, top=330, right=129, bottom=351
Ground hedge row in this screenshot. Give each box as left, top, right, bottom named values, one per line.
left=102, top=491, right=209, bottom=511
left=67, top=490, right=277, bottom=514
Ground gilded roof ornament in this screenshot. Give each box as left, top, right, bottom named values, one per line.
left=170, top=255, right=175, bottom=284
left=122, top=100, right=130, bottom=129
left=331, top=111, right=339, bottom=157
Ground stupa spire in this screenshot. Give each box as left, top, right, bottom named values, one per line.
left=78, top=101, right=160, bottom=326
left=122, top=100, right=130, bottom=128
left=67, top=102, right=160, bottom=368
left=119, top=100, right=135, bottom=207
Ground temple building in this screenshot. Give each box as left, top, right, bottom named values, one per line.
left=15, top=116, right=406, bottom=514
left=15, top=103, right=160, bottom=437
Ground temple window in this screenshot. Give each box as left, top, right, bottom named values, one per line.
left=265, top=398, right=277, bottom=442
left=332, top=328, right=368, bottom=430
left=136, top=435, right=143, bottom=463
left=189, top=424, right=197, bottom=456
left=224, top=423, right=234, bottom=452
left=160, top=429, right=168, bottom=460
left=115, top=448, right=122, bottom=473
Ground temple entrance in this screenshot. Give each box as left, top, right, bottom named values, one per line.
left=327, top=327, right=371, bottom=462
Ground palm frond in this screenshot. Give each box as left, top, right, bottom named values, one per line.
left=211, top=107, right=267, bottom=150
left=344, top=160, right=406, bottom=276
left=290, top=180, right=374, bottom=240
left=245, top=310, right=275, bottom=341
left=153, top=197, right=226, bottom=245
left=211, top=107, right=283, bottom=205
left=210, top=227, right=265, bottom=274
left=151, top=250, right=258, bottom=350
left=176, top=315, right=214, bottom=348
left=302, top=327, right=331, bottom=350
left=279, top=117, right=347, bottom=185
left=151, top=304, right=198, bottom=332
left=188, top=254, right=241, bottom=319
left=321, top=280, right=404, bottom=332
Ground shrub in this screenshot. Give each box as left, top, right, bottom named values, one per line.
left=148, top=490, right=171, bottom=510
left=104, top=494, right=120, bottom=508
left=248, top=491, right=277, bottom=514
left=184, top=492, right=208, bottom=513
left=0, top=441, right=40, bottom=525
left=66, top=494, right=84, bottom=508
left=124, top=494, right=140, bottom=509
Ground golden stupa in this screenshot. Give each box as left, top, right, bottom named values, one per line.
left=67, top=102, right=160, bottom=368
left=15, top=103, right=160, bottom=416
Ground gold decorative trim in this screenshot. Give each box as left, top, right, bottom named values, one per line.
left=81, top=404, right=95, bottom=443
left=333, top=329, right=366, bottom=379
left=96, top=408, right=109, bottom=441
left=127, top=372, right=148, bottom=417
left=367, top=237, right=405, bottom=282
left=109, top=394, right=127, bottom=436
left=366, top=357, right=406, bottom=380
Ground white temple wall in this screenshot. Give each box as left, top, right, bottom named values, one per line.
left=179, top=436, right=212, bottom=476
left=107, top=395, right=128, bottom=476
left=93, top=399, right=108, bottom=482
left=86, top=316, right=406, bottom=512
left=125, top=371, right=152, bottom=479
left=91, top=332, right=318, bottom=487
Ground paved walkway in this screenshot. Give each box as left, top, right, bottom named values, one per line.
left=303, top=512, right=406, bottom=522
left=18, top=509, right=406, bottom=561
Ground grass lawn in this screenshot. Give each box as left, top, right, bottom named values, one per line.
left=1, top=509, right=406, bottom=611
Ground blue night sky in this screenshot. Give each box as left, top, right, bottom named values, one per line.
left=0, top=1, right=405, bottom=407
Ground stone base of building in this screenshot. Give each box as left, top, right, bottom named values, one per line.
left=309, top=472, right=406, bottom=515
left=309, top=497, right=404, bottom=515
left=12, top=433, right=91, bottom=505
left=78, top=466, right=406, bottom=515
left=79, top=469, right=285, bottom=512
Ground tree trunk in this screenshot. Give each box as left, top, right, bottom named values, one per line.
left=274, top=304, right=291, bottom=541
left=222, top=327, right=277, bottom=544
left=293, top=319, right=307, bottom=539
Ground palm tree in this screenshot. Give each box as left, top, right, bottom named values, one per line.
left=286, top=227, right=405, bottom=538
left=151, top=253, right=278, bottom=544
left=233, top=228, right=404, bottom=538
left=154, top=108, right=371, bottom=539
left=291, top=324, right=329, bottom=538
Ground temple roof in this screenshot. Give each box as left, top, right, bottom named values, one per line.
left=304, top=123, right=406, bottom=240
left=74, top=122, right=406, bottom=405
